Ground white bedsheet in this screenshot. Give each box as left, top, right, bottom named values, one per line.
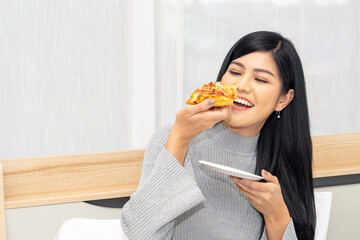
left=54, top=192, right=332, bottom=240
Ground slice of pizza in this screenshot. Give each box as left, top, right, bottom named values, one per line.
left=185, top=82, right=237, bottom=107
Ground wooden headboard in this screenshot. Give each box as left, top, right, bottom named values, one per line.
left=312, top=132, right=360, bottom=178
left=0, top=132, right=359, bottom=240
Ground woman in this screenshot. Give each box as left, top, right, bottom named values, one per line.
left=121, top=31, right=316, bottom=240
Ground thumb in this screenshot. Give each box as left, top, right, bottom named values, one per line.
left=261, top=169, right=279, bottom=184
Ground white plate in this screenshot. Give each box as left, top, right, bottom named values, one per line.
left=199, top=160, right=264, bottom=181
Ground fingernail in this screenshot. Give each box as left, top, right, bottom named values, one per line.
left=229, top=176, right=234, bottom=181
left=262, top=170, right=268, bottom=177
left=207, top=99, right=215, bottom=106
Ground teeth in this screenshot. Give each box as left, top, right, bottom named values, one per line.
left=234, top=98, right=254, bottom=107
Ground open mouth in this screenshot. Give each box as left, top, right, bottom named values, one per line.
left=233, top=98, right=254, bottom=109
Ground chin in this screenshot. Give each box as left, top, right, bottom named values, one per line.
left=222, top=115, right=265, bottom=136
left=222, top=117, right=247, bottom=129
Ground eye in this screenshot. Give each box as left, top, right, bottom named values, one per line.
left=229, top=71, right=241, bottom=76
left=255, top=78, right=268, bottom=83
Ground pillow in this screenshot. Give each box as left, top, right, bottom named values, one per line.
left=314, top=191, right=332, bottom=240
left=54, top=218, right=128, bottom=240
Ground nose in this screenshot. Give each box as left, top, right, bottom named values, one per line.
left=236, top=76, right=251, bottom=93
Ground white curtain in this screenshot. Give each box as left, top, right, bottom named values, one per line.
left=1, top=0, right=359, bottom=160
left=0, top=0, right=158, bottom=159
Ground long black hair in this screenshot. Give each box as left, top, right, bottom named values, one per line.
left=216, top=31, right=316, bottom=240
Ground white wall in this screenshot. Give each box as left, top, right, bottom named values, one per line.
left=316, top=184, right=360, bottom=240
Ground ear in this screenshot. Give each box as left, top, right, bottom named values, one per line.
left=274, top=89, right=294, bottom=111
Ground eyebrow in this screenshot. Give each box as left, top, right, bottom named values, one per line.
left=230, top=61, right=275, bottom=77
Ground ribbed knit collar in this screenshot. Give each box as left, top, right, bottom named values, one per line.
left=206, top=122, right=259, bottom=154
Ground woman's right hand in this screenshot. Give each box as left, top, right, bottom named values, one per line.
left=165, top=99, right=231, bottom=165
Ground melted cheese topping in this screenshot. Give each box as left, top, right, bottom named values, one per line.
left=186, top=82, right=237, bottom=106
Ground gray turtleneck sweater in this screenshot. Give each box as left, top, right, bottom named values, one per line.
left=120, top=122, right=297, bottom=240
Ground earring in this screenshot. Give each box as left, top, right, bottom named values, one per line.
left=277, top=111, right=281, bottom=119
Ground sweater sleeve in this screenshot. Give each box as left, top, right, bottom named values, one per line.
left=260, top=218, right=298, bottom=240
left=120, top=126, right=206, bottom=240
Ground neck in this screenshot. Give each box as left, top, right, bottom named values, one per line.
left=206, top=122, right=259, bottom=154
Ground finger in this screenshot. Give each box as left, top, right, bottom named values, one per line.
left=186, top=99, right=215, bottom=115
left=230, top=177, right=263, bottom=195
left=262, top=170, right=279, bottom=184
left=235, top=183, right=257, bottom=200
left=213, top=106, right=231, bottom=117
left=212, top=105, right=231, bottom=113
left=197, top=106, right=231, bottom=122
left=231, top=177, right=267, bottom=192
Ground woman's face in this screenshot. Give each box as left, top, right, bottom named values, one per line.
left=221, top=51, right=293, bottom=137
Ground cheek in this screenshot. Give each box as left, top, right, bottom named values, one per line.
left=255, top=88, right=280, bottom=112
left=220, top=73, right=233, bottom=85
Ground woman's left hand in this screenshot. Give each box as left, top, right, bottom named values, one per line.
left=230, top=170, right=291, bottom=239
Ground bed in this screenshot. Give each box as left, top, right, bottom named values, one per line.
left=0, top=132, right=359, bottom=240
left=53, top=191, right=332, bottom=240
